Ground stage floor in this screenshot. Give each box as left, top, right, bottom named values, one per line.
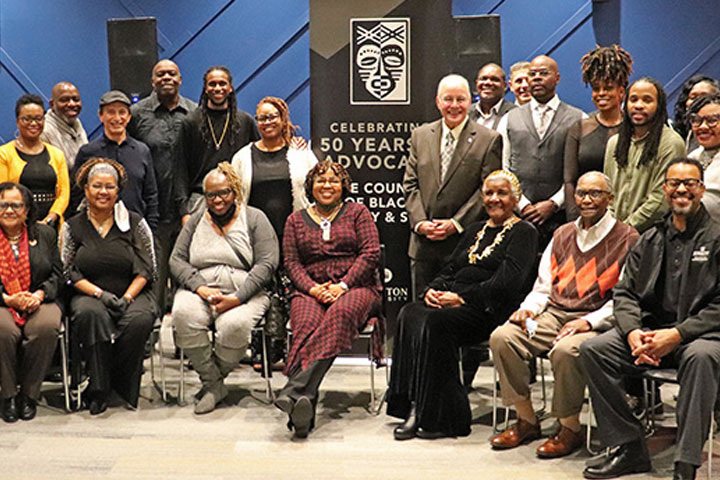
left=1, top=344, right=715, bottom=479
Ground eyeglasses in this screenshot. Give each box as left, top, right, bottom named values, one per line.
left=314, top=178, right=342, bottom=186
left=255, top=113, right=280, bottom=124
left=204, top=188, right=234, bottom=200
left=528, top=69, right=553, bottom=79
left=0, top=201, right=26, bottom=212
left=574, top=189, right=610, bottom=200
left=88, top=183, right=118, bottom=192
left=664, top=178, right=703, bottom=190
left=689, top=113, right=720, bottom=128
left=18, top=116, right=44, bottom=125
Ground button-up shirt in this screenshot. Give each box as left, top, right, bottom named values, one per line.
left=72, top=134, right=159, bottom=230
left=128, top=92, right=196, bottom=224
left=473, top=99, right=504, bottom=130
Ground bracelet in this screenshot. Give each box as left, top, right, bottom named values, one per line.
left=31, top=292, right=42, bottom=301
left=123, top=294, right=134, bottom=302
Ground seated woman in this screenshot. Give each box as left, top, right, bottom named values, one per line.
left=0, top=183, right=62, bottom=422
left=61, top=158, right=156, bottom=415
left=0, top=94, right=70, bottom=227
left=275, top=160, right=380, bottom=439
left=170, top=162, right=278, bottom=414
left=387, top=170, right=539, bottom=440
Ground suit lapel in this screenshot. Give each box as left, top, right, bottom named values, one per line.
left=519, top=104, right=540, bottom=142
left=439, top=122, right=475, bottom=191
left=427, top=121, right=443, bottom=189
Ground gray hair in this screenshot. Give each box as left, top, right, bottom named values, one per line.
left=87, top=162, right=119, bottom=183
left=510, top=61, right=531, bottom=76
left=577, top=171, right=612, bottom=192
left=436, top=74, right=471, bottom=98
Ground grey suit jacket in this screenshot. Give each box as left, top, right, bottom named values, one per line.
left=469, top=99, right=516, bottom=130
left=403, top=118, right=502, bottom=260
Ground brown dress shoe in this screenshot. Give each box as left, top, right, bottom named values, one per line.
left=491, top=417, right=541, bottom=449
left=536, top=425, right=583, bottom=458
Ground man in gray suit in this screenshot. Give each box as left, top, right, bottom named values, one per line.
left=469, top=63, right=515, bottom=131
left=403, top=74, right=502, bottom=299
left=498, top=55, right=584, bottom=245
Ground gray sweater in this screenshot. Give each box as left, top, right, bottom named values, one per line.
left=169, top=205, right=279, bottom=303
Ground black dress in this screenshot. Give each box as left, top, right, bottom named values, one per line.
left=18, top=148, right=57, bottom=220
left=248, top=144, right=293, bottom=244
left=61, top=209, right=157, bottom=407
left=386, top=219, right=538, bottom=436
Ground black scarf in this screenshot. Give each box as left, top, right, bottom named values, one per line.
left=208, top=203, right=237, bottom=229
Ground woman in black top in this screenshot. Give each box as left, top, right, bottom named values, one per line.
left=387, top=170, right=538, bottom=440
left=0, top=183, right=62, bottom=423
left=564, top=45, right=633, bottom=220
left=61, top=158, right=156, bottom=415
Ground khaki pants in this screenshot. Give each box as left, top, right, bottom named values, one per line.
left=489, top=306, right=599, bottom=418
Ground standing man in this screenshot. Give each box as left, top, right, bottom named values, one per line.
left=128, top=59, right=196, bottom=314
left=604, top=77, right=685, bottom=233
left=41, top=82, right=87, bottom=170
left=580, top=158, right=720, bottom=480
left=72, top=91, right=159, bottom=230
left=403, top=74, right=502, bottom=299
left=498, top=55, right=584, bottom=245
left=489, top=172, right=638, bottom=458
left=469, top=63, right=515, bottom=131
left=175, top=66, right=258, bottom=224
left=509, top=61, right=532, bottom=106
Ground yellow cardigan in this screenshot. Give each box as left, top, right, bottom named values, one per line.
left=0, top=141, right=70, bottom=220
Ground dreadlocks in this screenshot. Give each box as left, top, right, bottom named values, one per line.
left=198, top=65, right=246, bottom=152
left=580, top=45, right=633, bottom=88
left=614, top=77, right=668, bottom=168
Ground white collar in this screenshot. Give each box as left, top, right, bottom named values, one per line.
left=530, top=94, right=560, bottom=112
left=573, top=209, right=616, bottom=252
left=476, top=99, right=503, bottom=118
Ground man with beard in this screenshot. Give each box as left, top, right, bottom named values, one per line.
left=128, top=59, right=196, bottom=313
left=498, top=55, right=584, bottom=246
left=469, top=63, right=515, bottom=130
left=41, top=82, right=87, bottom=170
left=604, top=77, right=685, bottom=233
left=175, top=66, right=258, bottom=224
left=580, top=158, right=720, bottom=480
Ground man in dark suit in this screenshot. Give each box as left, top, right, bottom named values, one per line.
left=403, top=74, right=502, bottom=299
left=498, top=55, right=584, bottom=246
left=469, top=63, right=515, bottom=131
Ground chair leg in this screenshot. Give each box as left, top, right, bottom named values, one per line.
left=178, top=346, right=185, bottom=406
left=60, top=331, right=70, bottom=413
left=492, top=364, right=509, bottom=432
left=368, top=335, right=376, bottom=412
left=260, top=329, right=275, bottom=403
left=158, top=328, right=167, bottom=403
left=707, top=409, right=715, bottom=480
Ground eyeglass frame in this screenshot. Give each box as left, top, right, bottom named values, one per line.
left=204, top=187, right=234, bottom=200
left=574, top=189, right=611, bottom=200
left=664, top=178, right=704, bottom=190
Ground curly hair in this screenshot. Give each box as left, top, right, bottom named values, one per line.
left=257, top=96, right=298, bottom=146
left=614, top=77, right=668, bottom=168
left=687, top=92, right=720, bottom=117
left=580, top=45, right=633, bottom=88
left=15, top=94, right=45, bottom=118
left=673, top=75, right=720, bottom=139
left=203, top=161, right=243, bottom=204
left=484, top=169, right=522, bottom=202
left=198, top=66, right=247, bottom=152
left=0, top=182, right=37, bottom=225
left=303, top=160, right=352, bottom=203
left=75, top=157, right=127, bottom=192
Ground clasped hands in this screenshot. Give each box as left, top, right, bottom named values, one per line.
left=627, top=328, right=682, bottom=366
left=521, top=200, right=557, bottom=225
left=196, top=285, right=240, bottom=314
left=4, top=290, right=43, bottom=313
left=310, top=282, right=346, bottom=304
left=423, top=288, right=464, bottom=308
left=508, top=309, right=591, bottom=344
left=417, top=219, right=457, bottom=241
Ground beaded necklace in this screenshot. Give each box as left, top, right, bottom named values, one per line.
left=467, top=216, right=520, bottom=264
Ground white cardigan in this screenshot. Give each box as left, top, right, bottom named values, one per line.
left=231, top=143, right=318, bottom=212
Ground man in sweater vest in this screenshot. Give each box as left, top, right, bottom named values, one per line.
left=489, top=171, right=638, bottom=458
left=497, top=55, right=584, bottom=246
left=580, top=158, right=720, bottom=480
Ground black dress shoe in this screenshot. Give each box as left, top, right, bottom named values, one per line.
left=416, top=428, right=453, bottom=440
left=583, top=440, right=651, bottom=479
left=1, top=397, right=18, bottom=423
left=673, top=461, right=697, bottom=480
left=17, top=394, right=36, bottom=421
left=89, top=398, right=108, bottom=416
left=393, top=403, right=419, bottom=441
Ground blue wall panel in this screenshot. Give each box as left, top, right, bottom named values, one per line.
left=1, top=0, right=720, bottom=144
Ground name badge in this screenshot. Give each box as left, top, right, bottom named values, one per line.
left=692, top=246, right=709, bottom=263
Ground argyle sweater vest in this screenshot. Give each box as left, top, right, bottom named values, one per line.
left=548, top=220, right=637, bottom=311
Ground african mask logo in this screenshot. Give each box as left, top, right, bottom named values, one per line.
left=350, top=18, right=410, bottom=105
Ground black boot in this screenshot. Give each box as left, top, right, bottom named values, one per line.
left=673, top=462, right=697, bottom=480
left=1, top=397, right=18, bottom=423
left=394, top=402, right=419, bottom=440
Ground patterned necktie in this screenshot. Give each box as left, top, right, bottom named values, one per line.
left=441, top=131, right=455, bottom=182
left=536, top=105, right=550, bottom=138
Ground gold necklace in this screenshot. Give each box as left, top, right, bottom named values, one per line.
left=467, top=216, right=520, bottom=264
left=207, top=111, right=230, bottom=150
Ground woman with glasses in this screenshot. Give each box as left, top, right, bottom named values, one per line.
left=170, top=162, right=278, bottom=414
left=688, top=93, right=720, bottom=221
left=0, top=95, right=70, bottom=228
left=274, top=160, right=380, bottom=439
left=564, top=45, right=633, bottom=220
left=0, top=182, right=62, bottom=423
left=61, top=158, right=156, bottom=415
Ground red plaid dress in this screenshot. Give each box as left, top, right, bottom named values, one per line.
left=282, top=202, right=380, bottom=374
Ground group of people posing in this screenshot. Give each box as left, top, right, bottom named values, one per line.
left=1, top=44, right=719, bottom=480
